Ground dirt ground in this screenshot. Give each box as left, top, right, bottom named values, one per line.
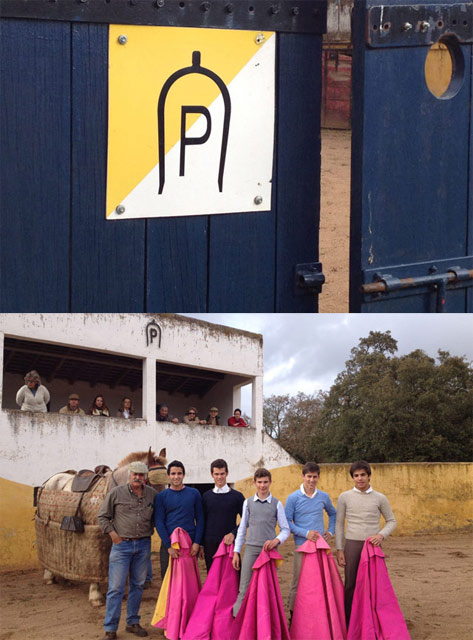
left=1, top=532, right=472, bottom=640
left=319, top=129, right=351, bottom=313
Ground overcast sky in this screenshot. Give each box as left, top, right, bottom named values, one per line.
left=185, top=314, right=473, bottom=414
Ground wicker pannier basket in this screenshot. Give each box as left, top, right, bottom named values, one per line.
left=35, top=478, right=111, bottom=582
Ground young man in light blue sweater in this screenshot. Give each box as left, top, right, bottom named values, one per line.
left=285, top=461, right=337, bottom=614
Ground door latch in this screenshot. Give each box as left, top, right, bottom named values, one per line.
left=295, top=262, right=325, bottom=295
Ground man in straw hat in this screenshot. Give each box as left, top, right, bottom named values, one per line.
left=98, top=461, right=157, bottom=639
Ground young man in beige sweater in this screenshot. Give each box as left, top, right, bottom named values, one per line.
left=335, top=460, right=396, bottom=623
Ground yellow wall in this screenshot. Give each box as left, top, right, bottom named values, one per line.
left=0, top=477, right=38, bottom=569
left=235, top=462, right=473, bottom=537
left=1, top=462, right=472, bottom=570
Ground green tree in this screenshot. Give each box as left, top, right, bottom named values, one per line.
left=263, top=392, right=325, bottom=461
left=318, top=332, right=473, bottom=462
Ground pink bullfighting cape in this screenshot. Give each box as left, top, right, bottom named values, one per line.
left=347, top=539, right=410, bottom=640
left=151, top=527, right=201, bottom=640
left=291, top=537, right=347, bottom=640
left=230, top=548, right=290, bottom=640
left=182, top=540, right=239, bottom=640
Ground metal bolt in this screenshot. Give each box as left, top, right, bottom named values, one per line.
left=156, top=0, right=165, bottom=7
left=401, top=22, right=413, bottom=31
left=201, top=1, right=210, bottom=11
left=292, top=6, right=299, bottom=16
left=255, top=33, right=265, bottom=44
left=419, top=20, right=429, bottom=32
left=117, top=34, right=128, bottom=45
left=254, top=195, right=263, bottom=205
left=116, top=205, right=126, bottom=215
left=225, top=3, right=234, bottom=12
left=270, top=4, right=279, bottom=14
left=79, top=0, right=88, bottom=3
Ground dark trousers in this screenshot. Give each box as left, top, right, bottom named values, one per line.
left=160, top=544, right=169, bottom=580
left=344, top=539, right=365, bottom=624
left=203, top=540, right=220, bottom=572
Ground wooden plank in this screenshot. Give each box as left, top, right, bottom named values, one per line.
left=70, top=23, right=146, bottom=311
left=207, top=210, right=275, bottom=311
left=0, top=19, right=71, bottom=311
left=468, top=44, right=473, bottom=312
left=146, top=217, right=208, bottom=311
left=275, top=33, right=322, bottom=312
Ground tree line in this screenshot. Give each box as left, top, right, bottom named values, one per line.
left=263, top=331, right=473, bottom=463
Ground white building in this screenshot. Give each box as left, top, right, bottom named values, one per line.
left=0, top=314, right=294, bottom=487
left=0, top=314, right=296, bottom=568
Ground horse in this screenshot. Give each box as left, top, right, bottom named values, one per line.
left=37, top=447, right=167, bottom=606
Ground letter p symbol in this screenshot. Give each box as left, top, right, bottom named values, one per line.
left=179, top=106, right=212, bottom=179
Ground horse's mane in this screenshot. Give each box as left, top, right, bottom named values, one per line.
left=116, top=449, right=166, bottom=467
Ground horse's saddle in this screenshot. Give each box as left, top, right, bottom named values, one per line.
left=71, top=465, right=110, bottom=493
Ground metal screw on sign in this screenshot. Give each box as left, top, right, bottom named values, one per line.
left=419, top=20, right=430, bottom=32
left=201, top=1, right=211, bottom=11
left=255, top=33, right=265, bottom=45
left=116, top=205, right=126, bottom=215
left=292, top=6, right=300, bottom=16
left=117, top=35, right=128, bottom=45
left=270, top=5, right=279, bottom=14
left=402, top=22, right=413, bottom=31
left=225, top=3, right=234, bottom=13
left=254, top=195, right=263, bottom=205
left=156, top=0, right=165, bottom=7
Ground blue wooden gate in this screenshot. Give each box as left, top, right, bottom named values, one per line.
left=350, top=0, right=473, bottom=312
left=0, top=0, right=325, bottom=313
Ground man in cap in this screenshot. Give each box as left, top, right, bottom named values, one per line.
left=58, top=393, right=85, bottom=415
left=98, top=461, right=157, bottom=639
left=204, top=407, right=220, bottom=426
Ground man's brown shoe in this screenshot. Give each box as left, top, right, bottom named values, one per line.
left=125, top=624, right=148, bottom=637
left=102, top=632, right=117, bottom=640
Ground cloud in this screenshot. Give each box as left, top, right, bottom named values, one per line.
left=184, top=313, right=473, bottom=413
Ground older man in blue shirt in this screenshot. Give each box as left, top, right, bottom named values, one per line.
left=285, top=461, right=336, bottom=616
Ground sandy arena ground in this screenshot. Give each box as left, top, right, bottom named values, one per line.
left=1, top=532, right=472, bottom=640
left=319, top=129, right=351, bottom=313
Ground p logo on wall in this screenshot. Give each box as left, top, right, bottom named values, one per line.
left=106, top=25, right=275, bottom=219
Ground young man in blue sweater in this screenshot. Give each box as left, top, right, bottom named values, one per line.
left=201, top=458, right=245, bottom=571
left=154, top=460, right=204, bottom=579
left=285, top=461, right=337, bottom=615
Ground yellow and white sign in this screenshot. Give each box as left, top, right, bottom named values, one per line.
left=106, top=25, right=276, bottom=219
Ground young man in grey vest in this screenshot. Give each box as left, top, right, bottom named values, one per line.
left=232, top=468, right=290, bottom=616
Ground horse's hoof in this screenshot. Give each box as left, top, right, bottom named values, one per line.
left=90, top=598, right=105, bottom=607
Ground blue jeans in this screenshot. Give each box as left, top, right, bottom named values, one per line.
left=104, top=538, right=150, bottom=632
